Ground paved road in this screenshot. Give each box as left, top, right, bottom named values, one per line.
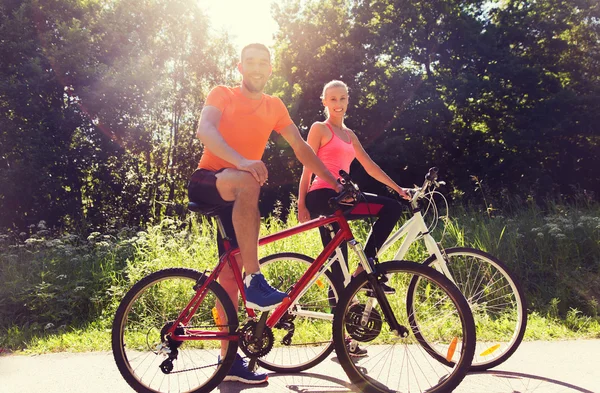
left=1, top=340, right=598, bottom=393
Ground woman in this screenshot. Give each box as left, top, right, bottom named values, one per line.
left=298, top=80, right=411, bottom=355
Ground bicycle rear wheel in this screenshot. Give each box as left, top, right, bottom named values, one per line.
left=258, top=252, right=342, bottom=373
left=112, top=268, right=238, bottom=393
left=411, top=247, right=527, bottom=371
left=333, top=260, right=475, bottom=393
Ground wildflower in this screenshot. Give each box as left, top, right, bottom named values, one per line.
left=537, top=232, right=544, bottom=238
left=24, top=238, right=44, bottom=246
left=548, top=227, right=562, bottom=235
left=44, top=323, right=55, bottom=330
left=38, top=220, right=47, bottom=230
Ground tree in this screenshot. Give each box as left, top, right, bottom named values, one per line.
left=0, top=0, right=236, bottom=230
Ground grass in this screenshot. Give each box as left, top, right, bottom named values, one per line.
left=1, top=197, right=599, bottom=353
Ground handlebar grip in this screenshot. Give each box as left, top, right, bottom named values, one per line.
left=338, top=169, right=351, bottom=183
left=329, top=170, right=358, bottom=209
left=425, top=167, right=439, bottom=181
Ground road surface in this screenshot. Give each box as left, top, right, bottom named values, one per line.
left=1, top=340, right=598, bottom=393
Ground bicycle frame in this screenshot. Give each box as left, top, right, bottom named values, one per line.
left=165, top=208, right=372, bottom=341
left=376, top=207, right=455, bottom=281
left=322, top=203, right=455, bottom=288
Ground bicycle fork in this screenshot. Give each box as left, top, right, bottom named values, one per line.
left=349, top=240, right=409, bottom=338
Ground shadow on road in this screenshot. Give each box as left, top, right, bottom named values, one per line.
left=217, top=371, right=352, bottom=393
left=216, top=369, right=595, bottom=393
left=462, top=370, right=596, bottom=393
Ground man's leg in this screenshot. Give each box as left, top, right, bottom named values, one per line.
left=215, top=168, right=261, bottom=272
left=189, top=168, right=268, bottom=383
left=215, top=169, right=287, bottom=311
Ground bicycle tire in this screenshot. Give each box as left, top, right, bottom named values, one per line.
left=333, top=260, right=476, bottom=393
left=408, top=247, right=527, bottom=371
left=112, top=268, right=238, bottom=393
left=257, top=252, right=342, bottom=373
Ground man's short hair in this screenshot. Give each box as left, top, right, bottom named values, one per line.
left=241, top=43, right=271, bottom=62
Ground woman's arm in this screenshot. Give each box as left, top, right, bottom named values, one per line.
left=349, top=129, right=410, bottom=200
left=298, top=124, right=324, bottom=222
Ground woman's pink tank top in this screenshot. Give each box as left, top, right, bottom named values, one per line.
left=309, top=123, right=356, bottom=191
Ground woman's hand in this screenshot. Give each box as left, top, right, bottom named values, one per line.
left=396, top=187, right=412, bottom=201
left=298, top=204, right=311, bottom=223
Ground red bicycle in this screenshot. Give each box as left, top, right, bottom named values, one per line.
left=111, top=172, right=475, bottom=393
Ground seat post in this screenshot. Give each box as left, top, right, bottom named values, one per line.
left=187, top=202, right=232, bottom=244
left=213, top=216, right=227, bottom=240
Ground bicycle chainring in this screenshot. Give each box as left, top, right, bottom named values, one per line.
left=238, top=320, right=274, bottom=358
left=345, top=302, right=382, bottom=342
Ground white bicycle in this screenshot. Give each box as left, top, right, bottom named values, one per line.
left=261, top=167, right=527, bottom=372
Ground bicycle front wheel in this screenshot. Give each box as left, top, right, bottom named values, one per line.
left=333, top=260, right=475, bottom=393
left=411, top=247, right=527, bottom=371
left=258, top=252, right=342, bottom=373
left=112, top=268, right=238, bottom=393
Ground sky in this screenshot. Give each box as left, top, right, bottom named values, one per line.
left=199, top=0, right=280, bottom=52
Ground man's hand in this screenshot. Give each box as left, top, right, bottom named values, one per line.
left=238, top=159, right=268, bottom=186
left=297, top=204, right=311, bottom=223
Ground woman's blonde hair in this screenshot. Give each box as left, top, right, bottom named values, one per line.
left=321, top=80, right=349, bottom=118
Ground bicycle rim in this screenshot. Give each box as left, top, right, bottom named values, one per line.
left=334, top=261, right=475, bottom=393
left=417, top=247, right=527, bottom=371
left=112, top=268, right=238, bottom=393
left=258, top=252, right=341, bottom=373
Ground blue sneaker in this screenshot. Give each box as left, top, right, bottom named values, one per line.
left=244, top=273, right=288, bottom=311
left=219, top=354, right=268, bottom=384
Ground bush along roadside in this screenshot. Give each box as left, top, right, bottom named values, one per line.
left=1, top=200, right=599, bottom=352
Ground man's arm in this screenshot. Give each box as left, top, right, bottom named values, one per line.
left=196, top=106, right=268, bottom=185
left=279, top=123, right=342, bottom=191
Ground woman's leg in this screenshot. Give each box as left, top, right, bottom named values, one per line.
left=347, top=193, right=404, bottom=260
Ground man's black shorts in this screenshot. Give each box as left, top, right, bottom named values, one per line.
left=188, top=168, right=237, bottom=254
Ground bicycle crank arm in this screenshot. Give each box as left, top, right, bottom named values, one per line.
left=247, top=312, right=270, bottom=372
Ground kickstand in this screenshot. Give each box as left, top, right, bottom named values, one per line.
left=247, top=311, right=269, bottom=372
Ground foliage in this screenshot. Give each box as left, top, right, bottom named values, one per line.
left=2, top=0, right=600, bottom=351
left=1, top=0, right=599, bottom=232
left=270, top=0, right=600, bottom=205
left=1, top=199, right=599, bottom=351
left=0, top=0, right=236, bottom=230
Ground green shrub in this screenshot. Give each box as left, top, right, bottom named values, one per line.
left=1, top=198, right=599, bottom=352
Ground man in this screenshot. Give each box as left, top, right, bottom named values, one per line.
left=188, top=43, right=341, bottom=383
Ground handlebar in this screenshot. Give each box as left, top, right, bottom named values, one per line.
left=328, top=168, right=445, bottom=210
left=328, top=170, right=360, bottom=210
left=409, top=167, right=446, bottom=207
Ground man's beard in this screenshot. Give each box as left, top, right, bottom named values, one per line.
left=243, top=78, right=266, bottom=94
